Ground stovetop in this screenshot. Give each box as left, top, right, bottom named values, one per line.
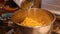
left=52, top=18, right=60, bottom=34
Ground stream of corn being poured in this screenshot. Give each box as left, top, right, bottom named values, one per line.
left=20, top=8, right=52, bottom=26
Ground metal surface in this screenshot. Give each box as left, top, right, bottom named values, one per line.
left=13, top=8, right=56, bottom=34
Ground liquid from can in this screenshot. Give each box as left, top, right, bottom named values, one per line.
left=20, top=8, right=52, bottom=26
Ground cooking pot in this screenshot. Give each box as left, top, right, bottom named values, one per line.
left=12, top=8, right=56, bottom=34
